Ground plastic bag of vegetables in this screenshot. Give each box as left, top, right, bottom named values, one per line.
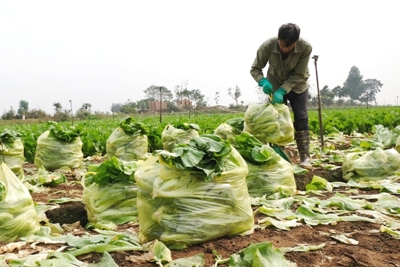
left=0, top=130, right=25, bottom=176
left=161, top=123, right=200, bottom=151
left=135, top=134, right=254, bottom=247
left=233, top=132, right=296, bottom=197
left=34, top=121, right=83, bottom=170
left=0, top=162, right=40, bottom=241
left=82, top=156, right=142, bottom=230
left=342, top=147, right=400, bottom=181
left=214, top=117, right=244, bottom=145
left=243, top=103, right=294, bottom=146
left=106, top=116, right=149, bottom=161
left=373, top=124, right=400, bottom=149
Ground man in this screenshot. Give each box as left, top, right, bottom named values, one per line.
left=250, top=23, right=312, bottom=168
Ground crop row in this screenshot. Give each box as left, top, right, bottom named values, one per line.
left=1, top=106, right=399, bottom=163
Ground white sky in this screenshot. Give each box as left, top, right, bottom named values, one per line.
left=1, top=0, right=399, bottom=114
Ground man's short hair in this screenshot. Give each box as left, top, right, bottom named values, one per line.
left=278, top=23, right=300, bottom=46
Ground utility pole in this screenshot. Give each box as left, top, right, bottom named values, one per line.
left=159, top=87, right=162, bottom=123
left=69, top=100, right=74, bottom=125
left=312, top=55, right=324, bottom=147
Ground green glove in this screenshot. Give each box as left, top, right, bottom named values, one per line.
left=271, top=88, right=286, bottom=104
left=258, top=78, right=273, bottom=95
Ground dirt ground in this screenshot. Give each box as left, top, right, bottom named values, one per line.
left=4, top=149, right=400, bottom=267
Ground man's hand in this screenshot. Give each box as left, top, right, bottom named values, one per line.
left=271, top=88, right=286, bottom=104
left=258, top=78, right=273, bottom=95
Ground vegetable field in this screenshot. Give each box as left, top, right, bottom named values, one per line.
left=1, top=106, right=400, bottom=267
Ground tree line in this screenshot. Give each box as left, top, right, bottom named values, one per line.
left=1, top=80, right=243, bottom=121
left=309, top=66, right=383, bottom=108
left=1, top=66, right=384, bottom=121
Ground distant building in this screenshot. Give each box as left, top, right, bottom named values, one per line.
left=149, top=101, right=167, bottom=112
left=177, top=99, right=192, bottom=108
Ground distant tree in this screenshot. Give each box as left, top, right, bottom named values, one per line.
left=174, top=80, right=189, bottom=103
left=120, top=99, right=137, bottom=114
left=342, top=66, right=365, bottom=100
left=136, top=99, right=149, bottom=111
left=53, top=102, right=62, bottom=113
left=1, top=108, right=14, bottom=120
left=310, top=96, right=319, bottom=107
left=359, top=79, right=383, bottom=106
left=214, top=91, right=220, bottom=105
left=27, top=109, right=47, bottom=119
left=227, top=84, right=242, bottom=106
left=144, top=85, right=173, bottom=101
left=337, top=98, right=345, bottom=107
left=81, top=103, right=92, bottom=111
left=188, top=89, right=205, bottom=115
left=17, top=100, right=29, bottom=118
left=74, top=103, right=92, bottom=119
left=320, top=85, right=335, bottom=107
left=331, top=86, right=344, bottom=99
left=111, top=103, right=122, bottom=114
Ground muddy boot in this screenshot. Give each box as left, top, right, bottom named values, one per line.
left=295, top=130, right=312, bottom=169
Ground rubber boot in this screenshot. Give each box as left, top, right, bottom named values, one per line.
left=295, top=130, right=312, bottom=169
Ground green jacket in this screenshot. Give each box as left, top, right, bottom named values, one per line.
left=250, top=37, right=312, bottom=94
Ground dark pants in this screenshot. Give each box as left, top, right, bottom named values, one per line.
left=283, top=90, right=309, bottom=132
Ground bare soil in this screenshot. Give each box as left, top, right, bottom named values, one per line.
left=3, top=149, right=400, bottom=267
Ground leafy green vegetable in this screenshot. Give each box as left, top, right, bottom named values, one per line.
left=25, top=166, right=66, bottom=186
left=0, top=163, right=40, bottom=241
left=231, top=132, right=295, bottom=197
left=229, top=242, right=296, bottom=267
left=305, top=175, right=333, bottom=192
left=150, top=239, right=172, bottom=265
left=106, top=118, right=149, bottom=161
left=64, top=230, right=142, bottom=256
left=244, top=103, right=294, bottom=145
left=82, top=157, right=142, bottom=229
left=136, top=150, right=253, bottom=247
left=0, top=181, right=5, bottom=201
left=85, top=156, right=139, bottom=186
left=161, top=123, right=200, bottom=151
left=34, top=122, right=85, bottom=171
left=166, top=253, right=205, bottom=267
left=119, top=116, right=149, bottom=135
left=47, top=121, right=81, bottom=142
left=342, top=148, right=400, bottom=181
left=225, top=117, right=244, bottom=133
left=158, top=134, right=232, bottom=181
left=0, top=129, right=25, bottom=176
left=0, top=129, right=21, bottom=146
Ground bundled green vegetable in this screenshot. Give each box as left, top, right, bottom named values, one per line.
left=342, top=148, right=400, bottom=181
left=373, top=125, right=400, bottom=149
left=0, top=162, right=40, bottom=241
left=214, top=117, right=244, bottom=145
left=0, top=130, right=25, bottom=176
left=243, top=103, right=294, bottom=145
left=34, top=121, right=83, bottom=170
left=82, top=156, right=142, bottom=229
left=234, top=132, right=296, bottom=197
left=161, top=123, right=200, bottom=151
left=135, top=134, right=253, bottom=247
left=106, top=116, right=149, bottom=161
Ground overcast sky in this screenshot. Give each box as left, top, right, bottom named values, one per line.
left=1, top=1, right=399, bottom=114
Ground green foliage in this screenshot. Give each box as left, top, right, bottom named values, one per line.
left=47, top=121, right=81, bottom=142
left=1, top=108, right=399, bottom=163
left=158, top=134, right=232, bottom=182
left=118, top=116, right=148, bottom=135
